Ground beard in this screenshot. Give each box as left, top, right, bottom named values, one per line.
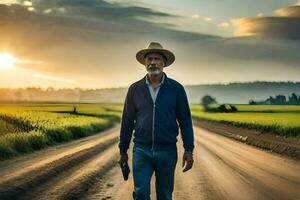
left=147, top=64, right=162, bottom=76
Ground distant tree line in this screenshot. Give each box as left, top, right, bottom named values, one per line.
left=0, top=87, right=127, bottom=103
left=249, top=93, right=300, bottom=105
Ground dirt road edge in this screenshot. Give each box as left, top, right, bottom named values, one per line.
left=193, top=119, right=300, bottom=161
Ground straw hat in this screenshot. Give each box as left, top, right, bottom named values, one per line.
left=136, top=42, right=175, bottom=67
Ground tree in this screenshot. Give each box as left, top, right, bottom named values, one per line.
left=249, top=99, right=256, bottom=105
left=249, top=93, right=300, bottom=105
left=275, top=95, right=286, bottom=105
left=229, top=104, right=237, bottom=112
left=288, top=93, right=299, bottom=105
left=201, top=95, right=217, bottom=111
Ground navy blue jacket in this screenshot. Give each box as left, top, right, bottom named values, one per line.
left=118, top=72, right=195, bottom=154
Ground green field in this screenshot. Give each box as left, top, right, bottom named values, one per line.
left=1, top=103, right=299, bottom=160
left=191, top=104, right=300, bottom=137
left=0, top=103, right=123, bottom=160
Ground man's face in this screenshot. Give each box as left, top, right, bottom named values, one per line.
left=144, top=52, right=165, bottom=76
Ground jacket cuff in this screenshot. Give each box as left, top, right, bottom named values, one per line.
left=119, top=147, right=128, bottom=155
left=184, top=147, right=194, bottom=154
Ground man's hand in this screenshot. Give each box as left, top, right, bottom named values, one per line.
left=118, top=153, right=129, bottom=166
left=182, top=151, right=194, bottom=172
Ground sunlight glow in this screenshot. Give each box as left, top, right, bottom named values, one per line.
left=0, top=53, right=16, bottom=69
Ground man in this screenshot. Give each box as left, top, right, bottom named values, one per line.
left=118, top=42, right=195, bottom=200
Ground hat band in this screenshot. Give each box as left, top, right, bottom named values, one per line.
left=144, top=51, right=168, bottom=63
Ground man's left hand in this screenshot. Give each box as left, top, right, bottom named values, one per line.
left=182, top=151, right=194, bottom=173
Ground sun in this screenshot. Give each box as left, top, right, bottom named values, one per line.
left=0, top=52, right=16, bottom=69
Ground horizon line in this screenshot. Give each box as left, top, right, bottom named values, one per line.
left=1, top=80, right=300, bottom=91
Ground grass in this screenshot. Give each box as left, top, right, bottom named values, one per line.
left=0, top=118, right=17, bottom=135
left=0, top=103, right=123, bottom=160
left=191, top=104, right=300, bottom=137
left=1, top=102, right=298, bottom=159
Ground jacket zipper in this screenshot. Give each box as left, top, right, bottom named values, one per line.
left=151, top=103, right=155, bottom=151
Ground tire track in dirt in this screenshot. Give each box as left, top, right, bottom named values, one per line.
left=81, top=143, right=135, bottom=200
left=192, top=125, right=300, bottom=200
left=32, top=144, right=119, bottom=200
left=0, top=125, right=120, bottom=200
left=0, top=124, right=299, bottom=200
left=173, top=139, right=223, bottom=200
left=83, top=130, right=224, bottom=200
left=199, top=130, right=300, bottom=185
left=89, top=125, right=300, bottom=200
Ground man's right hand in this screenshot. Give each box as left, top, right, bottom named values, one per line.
left=182, top=151, right=194, bottom=172
left=118, top=153, right=129, bottom=166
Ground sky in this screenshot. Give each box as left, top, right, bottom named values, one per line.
left=0, top=0, right=299, bottom=89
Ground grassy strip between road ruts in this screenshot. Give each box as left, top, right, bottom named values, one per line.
left=0, top=104, right=122, bottom=160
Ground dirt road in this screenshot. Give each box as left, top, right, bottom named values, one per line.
left=0, top=124, right=299, bottom=200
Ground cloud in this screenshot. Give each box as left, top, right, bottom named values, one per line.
left=192, top=14, right=200, bottom=19
left=0, top=0, right=219, bottom=41
left=275, top=5, right=300, bottom=17
left=57, top=7, right=65, bottom=12
left=27, top=6, right=34, bottom=11
left=27, top=0, right=176, bottom=20
left=232, top=3, right=300, bottom=39
left=43, top=8, right=52, bottom=13
left=34, top=73, right=78, bottom=84
left=218, top=22, right=230, bottom=28
left=203, top=17, right=213, bottom=21
left=22, top=1, right=32, bottom=7
left=1, top=0, right=299, bottom=88
left=203, top=36, right=300, bottom=67
left=0, top=0, right=220, bottom=76
left=1, top=0, right=18, bottom=5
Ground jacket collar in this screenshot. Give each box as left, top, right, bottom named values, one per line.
left=142, top=72, right=167, bottom=105
left=144, top=72, right=167, bottom=86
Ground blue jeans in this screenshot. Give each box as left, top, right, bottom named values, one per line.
left=132, top=145, right=178, bottom=200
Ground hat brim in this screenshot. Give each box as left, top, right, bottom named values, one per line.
left=136, top=48, right=175, bottom=67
